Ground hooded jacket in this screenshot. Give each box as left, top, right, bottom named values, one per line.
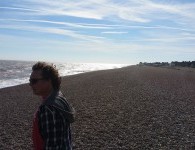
left=32, top=90, right=75, bottom=150
left=42, top=90, right=75, bottom=123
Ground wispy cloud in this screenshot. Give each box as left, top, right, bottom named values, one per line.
left=101, top=31, right=128, bottom=34
left=0, top=6, right=41, bottom=12
left=1, top=19, right=195, bottom=45
left=0, top=18, right=113, bottom=29
left=2, top=0, right=195, bottom=26
left=0, top=24, right=105, bottom=42
left=1, top=18, right=194, bottom=33
left=6, top=0, right=195, bottom=23
left=0, top=0, right=195, bottom=63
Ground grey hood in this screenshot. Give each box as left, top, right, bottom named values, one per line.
left=42, top=90, right=75, bottom=123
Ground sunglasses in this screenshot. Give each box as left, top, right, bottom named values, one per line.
left=29, top=78, right=45, bottom=85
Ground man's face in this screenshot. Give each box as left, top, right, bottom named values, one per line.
left=29, top=70, right=52, bottom=96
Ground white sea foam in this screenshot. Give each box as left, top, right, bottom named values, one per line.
left=0, top=60, right=130, bottom=89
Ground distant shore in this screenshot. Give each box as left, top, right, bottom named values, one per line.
left=0, top=66, right=195, bottom=149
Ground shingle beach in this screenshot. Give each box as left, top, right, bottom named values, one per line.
left=0, top=66, right=195, bottom=149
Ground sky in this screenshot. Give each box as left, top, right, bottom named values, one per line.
left=0, top=0, right=195, bottom=65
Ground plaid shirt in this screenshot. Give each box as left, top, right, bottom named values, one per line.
left=37, top=92, right=73, bottom=150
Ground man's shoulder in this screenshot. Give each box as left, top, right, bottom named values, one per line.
left=39, top=91, right=67, bottom=112
left=52, top=91, right=71, bottom=110
left=42, top=91, right=63, bottom=104
left=40, top=90, right=75, bottom=123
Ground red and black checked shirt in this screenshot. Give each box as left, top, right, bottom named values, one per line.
left=37, top=91, right=73, bottom=150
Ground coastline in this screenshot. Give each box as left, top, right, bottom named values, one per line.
left=0, top=60, right=130, bottom=89
left=0, top=66, right=195, bottom=149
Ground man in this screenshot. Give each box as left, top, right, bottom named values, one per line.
left=30, top=62, right=75, bottom=150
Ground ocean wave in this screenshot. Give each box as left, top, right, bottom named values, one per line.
left=0, top=60, right=130, bottom=89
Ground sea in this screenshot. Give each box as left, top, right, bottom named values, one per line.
left=0, top=60, right=130, bottom=89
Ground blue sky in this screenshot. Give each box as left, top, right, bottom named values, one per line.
left=0, top=0, right=195, bottom=64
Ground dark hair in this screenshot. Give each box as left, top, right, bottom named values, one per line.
left=32, top=62, right=61, bottom=90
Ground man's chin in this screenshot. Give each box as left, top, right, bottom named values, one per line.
left=33, top=90, right=40, bottom=95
